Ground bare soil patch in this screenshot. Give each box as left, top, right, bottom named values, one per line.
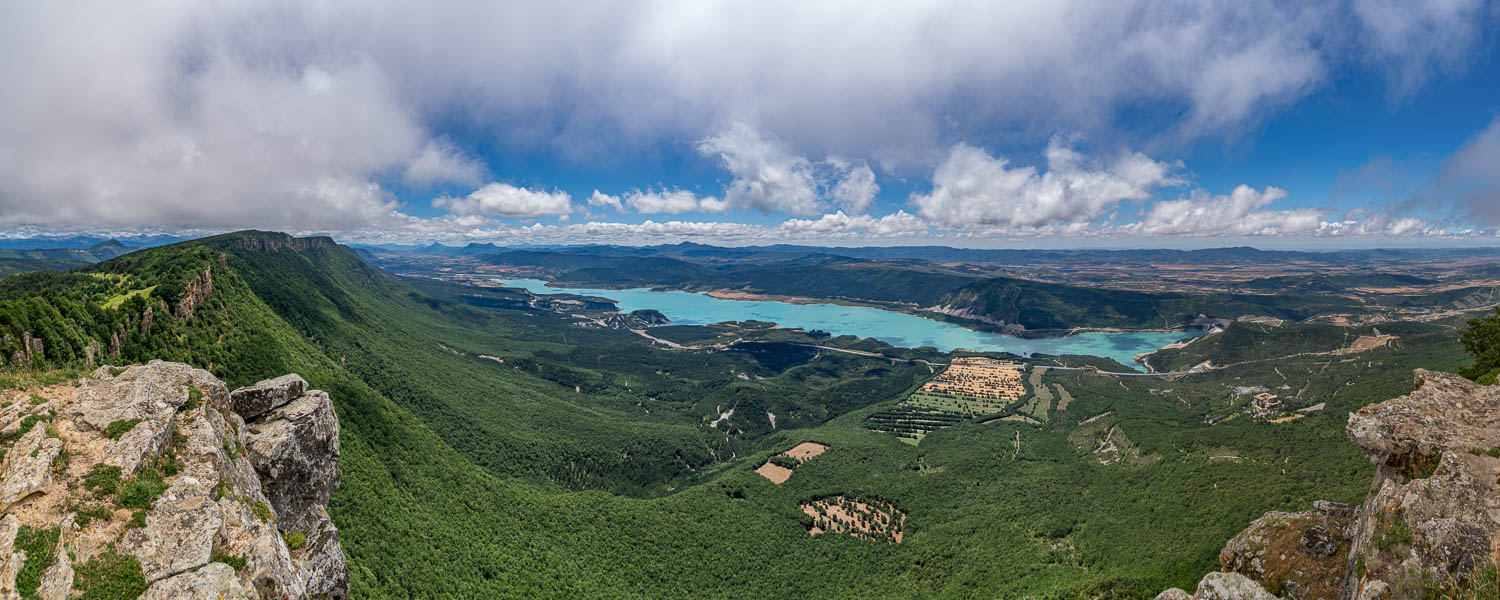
left=754, top=462, right=793, bottom=484
left=754, top=442, right=830, bottom=484
left=782, top=442, right=828, bottom=462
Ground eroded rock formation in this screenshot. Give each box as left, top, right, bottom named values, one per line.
left=0, top=361, right=348, bottom=599
left=1159, top=369, right=1500, bottom=600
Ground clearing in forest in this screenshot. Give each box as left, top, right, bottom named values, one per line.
left=1019, top=368, right=1052, bottom=421
left=1054, top=384, right=1075, bottom=411
left=866, top=358, right=1026, bottom=441
left=755, top=441, right=831, bottom=484
left=801, top=496, right=906, bottom=543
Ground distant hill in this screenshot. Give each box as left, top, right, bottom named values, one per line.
left=0, top=239, right=139, bottom=277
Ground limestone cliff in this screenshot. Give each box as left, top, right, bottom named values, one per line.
left=0, top=361, right=347, bottom=599
left=1158, top=369, right=1500, bottom=600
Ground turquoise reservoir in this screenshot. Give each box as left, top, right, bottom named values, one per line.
left=496, top=279, right=1199, bottom=369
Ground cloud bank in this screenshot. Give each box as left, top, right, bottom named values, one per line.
left=0, top=1, right=1495, bottom=243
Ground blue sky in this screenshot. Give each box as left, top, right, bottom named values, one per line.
left=3, top=1, right=1499, bottom=247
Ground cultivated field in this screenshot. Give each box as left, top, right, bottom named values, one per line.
left=867, top=359, right=1030, bottom=442
left=755, top=442, right=830, bottom=484
left=802, top=496, right=906, bottom=543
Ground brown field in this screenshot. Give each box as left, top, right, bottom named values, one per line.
left=782, top=442, right=829, bottom=462
left=920, top=357, right=1025, bottom=401
left=1269, top=414, right=1305, bottom=424
left=754, top=463, right=794, bottom=484
left=801, top=496, right=906, bottom=543
left=755, top=441, right=831, bottom=484
left=1340, top=334, right=1396, bottom=354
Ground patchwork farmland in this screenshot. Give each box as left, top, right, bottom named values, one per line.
left=866, top=358, right=1030, bottom=443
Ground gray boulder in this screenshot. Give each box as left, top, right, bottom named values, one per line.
left=140, top=562, right=254, bottom=600
left=230, top=374, right=308, bottom=420
left=119, top=495, right=223, bottom=582
left=243, top=390, right=340, bottom=533
left=0, top=426, right=62, bottom=511
left=1195, top=572, right=1278, bottom=600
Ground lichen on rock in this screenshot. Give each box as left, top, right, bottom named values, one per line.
left=0, top=361, right=348, bottom=599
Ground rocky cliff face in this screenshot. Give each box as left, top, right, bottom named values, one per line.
left=0, top=361, right=347, bottom=599
left=1159, top=369, right=1500, bottom=600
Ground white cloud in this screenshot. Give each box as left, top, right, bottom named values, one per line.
left=1431, top=117, right=1500, bottom=226
left=591, top=189, right=730, bottom=214
left=0, top=1, right=1495, bottom=235
left=403, top=140, right=485, bottom=186
left=1127, top=185, right=1324, bottom=236
left=696, top=123, right=822, bottom=215
left=910, top=137, right=1182, bottom=230
left=778, top=211, right=926, bottom=237
left=825, top=158, right=880, bottom=214
left=1353, top=0, right=1489, bottom=98
left=433, top=183, right=572, bottom=218
left=587, top=190, right=624, bottom=212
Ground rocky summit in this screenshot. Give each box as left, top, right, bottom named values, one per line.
left=0, top=360, right=346, bottom=599
left=1159, top=369, right=1500, bottom=600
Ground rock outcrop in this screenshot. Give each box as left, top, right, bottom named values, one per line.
left=0, top=361, right=348, bottom=599
left=1161, top=369, right=1500, bottom=599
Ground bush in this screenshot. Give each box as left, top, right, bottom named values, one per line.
left=14, top=526, right=59, bottom=597
left=102, top=419, right=143, bottom=440
left=282, top=529, right=307, bottom=551
left=74, top=552, right=148, bottom=600
left=211, top=549, right=246, bottom=571
left=117, top=467, right=166, bottom=510
left=83, top=463, right=122, bottom=497
left=184, top=386, right=204, bottom=411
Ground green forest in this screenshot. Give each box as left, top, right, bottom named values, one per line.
left=0, top=231, right=1482, bottom=598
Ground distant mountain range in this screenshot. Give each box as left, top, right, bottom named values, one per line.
left=0, top=239, right=137, bottom=277
left=364, top=240, right=1500, bottom=266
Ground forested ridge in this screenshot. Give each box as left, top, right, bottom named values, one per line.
left=0, top=231, right=1480, bottom=598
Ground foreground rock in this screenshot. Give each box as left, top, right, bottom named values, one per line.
left=0, top=361, right=348, bottom=599
left=1161, top=369, right=1500, bottom=599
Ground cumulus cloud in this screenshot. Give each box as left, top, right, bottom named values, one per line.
left=779, top=211, right=926, bottom=237
left=590, top=189, right=730, bottom=215
left=910, top=137, right=1183, bottom=230
left=1126, top=185, right=1324, bottom=236
left=696, top=123, right=823, bottom=215
left=433, top=183, right=572, bottom=218
left=0, top=1, right=1495, bottom=237
left=825, top=158, right=880, bottom=214
left=587, top=190, right=624, bottom=212
left=403, top=140, right=486, bottom=186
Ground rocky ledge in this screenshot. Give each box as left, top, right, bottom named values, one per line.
left=1159, top=369, right=1500, bottom=600
left=0, top=360, right=347, bottom=599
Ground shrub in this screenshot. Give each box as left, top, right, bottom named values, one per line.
left=83, top=464, right=122, bottom=497
left=117, top=468, right=166, bottom=510
left=102, top=419, right=143, bottom=440
left=282, top=529, right=307, bottom=550
left=74, top=551, right=148, bottom=600
left=184, top=387, right=204, bottom=411
left=69, top=502, right=115, bottom=528
left=28, top=393, right=47, bottom=406
left=211, top=549, right=246, bottom=572
left=14, top=526, right=59, bottom=597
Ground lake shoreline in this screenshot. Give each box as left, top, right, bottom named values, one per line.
left=493, top=278, right=1204, bottom=367
left=534, top=280, right=1207, bottom=341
